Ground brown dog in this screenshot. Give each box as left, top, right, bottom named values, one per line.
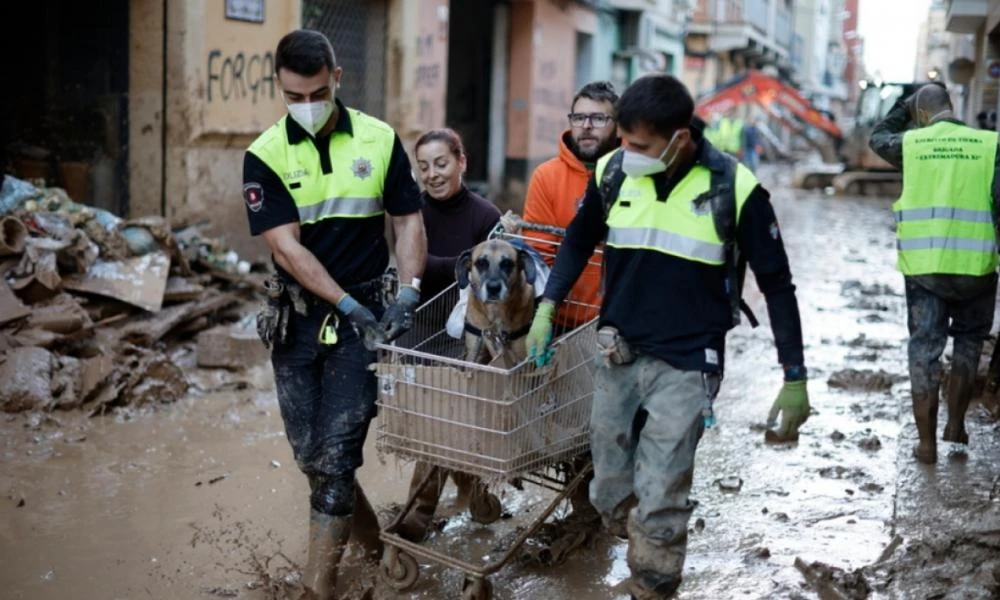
left=456, top=239, right=537, bottom=366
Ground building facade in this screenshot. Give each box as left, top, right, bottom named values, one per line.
left=1, top=0, right=714, bottom=261
left=682, top=0, right=796, bottom=98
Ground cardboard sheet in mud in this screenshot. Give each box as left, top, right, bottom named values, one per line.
left=375, top=323, right=596, bottom=480
left=63, top=252, right=170, bottom=312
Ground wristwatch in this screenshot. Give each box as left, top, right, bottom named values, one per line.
left=783, top=364, right=808, bottom=382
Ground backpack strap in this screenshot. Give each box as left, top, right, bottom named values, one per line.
left=695, top=147, right=759, bottom=329
left=599, top=149, right=627, bottom=219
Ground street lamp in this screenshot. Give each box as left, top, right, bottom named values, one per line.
left=927, top=68, right=941, bottom=81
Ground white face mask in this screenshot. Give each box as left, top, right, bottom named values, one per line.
left=621, top=130, right=683, bottom=178
left=286, top=99, right=334, bottom=136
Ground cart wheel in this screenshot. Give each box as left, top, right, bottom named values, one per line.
left=469, top=491, right=502, bottom=525
left=379, top=548, right=419, bottom=591
left=461, top=577, right=493, bottom=600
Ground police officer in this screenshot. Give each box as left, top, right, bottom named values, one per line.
left=525, top=74, right=809, bottom=599
left=243, top=30, right=426, bottom=599
left=870, top=84, right=1000, bottom=464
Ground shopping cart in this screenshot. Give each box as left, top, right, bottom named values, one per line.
left=373, top=223, right=602, bottom=600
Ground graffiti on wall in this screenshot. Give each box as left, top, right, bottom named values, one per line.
left=206, top=50, right=276, bottom=103
left=413, top=32, right=446, bottom=128
left=531, top=60, right=572, bottom=144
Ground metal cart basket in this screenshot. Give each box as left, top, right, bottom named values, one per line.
left=373, top=224, right=602, bottom=599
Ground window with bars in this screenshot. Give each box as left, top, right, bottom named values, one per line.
left=302, top=0, right=388, bottom=118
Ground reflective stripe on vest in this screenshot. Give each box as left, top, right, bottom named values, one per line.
left=607, top=227, right=725, bottom=262
left=897, top=237, right=996, bottom=252
left=895, top=207, right=993, bottom=224
left=246, top=111, right=393, bottom=225
left=595, top=150, right=757, bottom=265
left=894, top=120, right=998, bottom=276
left=297, top=196, right=383, bottom=223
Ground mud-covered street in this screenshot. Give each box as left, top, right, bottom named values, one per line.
left=2, top=169, right=999, bottom=599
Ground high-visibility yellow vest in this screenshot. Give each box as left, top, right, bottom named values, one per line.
left=247, top=112, right=394, bottom=224
left=717, top=117, right=744, bottom=154
left=595, top=152, right=758, bottom=265
left=895, top=120, right=998, bottom=276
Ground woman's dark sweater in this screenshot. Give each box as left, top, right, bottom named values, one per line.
left=420, top=186, right=501, bottom=302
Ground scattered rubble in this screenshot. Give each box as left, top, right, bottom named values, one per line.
left=827, top=368, right=907, bottom=392
left=0, top=175, right=268, bottom=414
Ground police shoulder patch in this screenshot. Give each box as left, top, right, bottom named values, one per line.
left=244, top=182, right=264, bottom=212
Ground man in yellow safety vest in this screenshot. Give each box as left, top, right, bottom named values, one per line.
left=870, top=84, right=1000, bottom=464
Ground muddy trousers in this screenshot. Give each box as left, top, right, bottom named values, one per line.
left=271, top=298, right=383, bottom=518
left=590, top=356, right=706, bottom=595
left=904, top=276, right=996, bottom=397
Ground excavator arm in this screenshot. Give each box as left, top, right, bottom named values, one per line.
left=695, top=70, right=843, bottom=141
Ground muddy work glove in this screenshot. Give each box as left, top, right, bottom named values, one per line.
left=527, top=301, right=556, bottom=367
left=765, top=375, right=810, bottom=443
left=381, top=285, right=420, bottom=342
left=337, top=294, right=384, bottom=351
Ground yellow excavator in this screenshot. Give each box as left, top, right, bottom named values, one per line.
left=800, top=79, right=927, bottom=195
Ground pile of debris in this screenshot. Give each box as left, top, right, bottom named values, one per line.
left=0, top=174, right=268, bottom=415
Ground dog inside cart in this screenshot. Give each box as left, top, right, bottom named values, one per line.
left=373, top=223, right=602, bottom=600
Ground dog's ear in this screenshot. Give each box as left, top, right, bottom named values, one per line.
left=456, top=249, right=473, bottom=289
left=517, top=249, right=536, bottom=285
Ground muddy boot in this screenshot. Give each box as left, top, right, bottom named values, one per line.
left=300, top=511, right=352, bottom=600
left=943, top=365, right=973, bottom=445
left=627, top=571, right=682, bottom=599
left=350, top=482, right=382, bottom=563
left=396, top=462, right=446, bottom=542
left=911, top=388, right=939, bottom=464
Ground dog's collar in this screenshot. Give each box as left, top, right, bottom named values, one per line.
left=464, top=322, right=531, bottom=343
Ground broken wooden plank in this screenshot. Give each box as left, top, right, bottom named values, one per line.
left=63, top=251, right=170, bottom=312
left=196, top=324, right=268, bottom=369
left=118, top=291, right=239, bottom=345
left=119, top=301, right=197, bottom=346
left=163, top=276, right=204, bottom=303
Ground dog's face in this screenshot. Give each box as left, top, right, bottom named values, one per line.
left=456, top=239, right=536, bottom=304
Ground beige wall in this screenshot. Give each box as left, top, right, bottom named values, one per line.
left=506, top=0, right=597, bottom=162
left=385, top=0, right=450, bottom=153
left=128, top=0, right=301, bottom=261
left=128, top=0, right=165, bottom=219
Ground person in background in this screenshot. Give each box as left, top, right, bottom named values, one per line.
left=500, top=82, right=621, bottom=534
left=415, top=128, right=501, bottom=303
left=505, top=80, right=620, bottom=332
left=741, top=114, right=762, bottom=173
left=869, top=84, right=1000, bottom=464
left=395, top=127, right=502, bottom=543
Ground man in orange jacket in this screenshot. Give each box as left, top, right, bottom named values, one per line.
left=501, top=82, right=620, bottom=534
left=503, top=81, right=620, bottom=329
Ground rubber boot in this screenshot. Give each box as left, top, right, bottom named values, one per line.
left=911, top=388, right=939, bottom=464
left=300, top=511, right=351, bottom=600
left=396, top=462, right=446, bottom=542
left=350, top=482, right=382, bottom=563
left=943, top=365, right=973, bottom=444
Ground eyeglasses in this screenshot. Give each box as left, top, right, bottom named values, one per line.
left=568, top=113, right=613, bottom=128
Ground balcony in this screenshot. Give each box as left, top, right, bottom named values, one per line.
left=945, top=0, right=987, bottom=33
